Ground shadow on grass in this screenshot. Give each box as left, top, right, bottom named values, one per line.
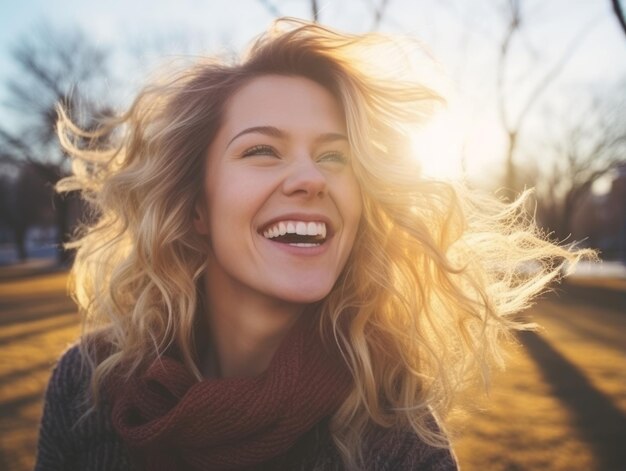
left=0, top=448, right=12, bottom=471
left=0, top=316, right=78, bottom=347
left=0, top=359, right=57, bottom=385
left=519, top=331, right=626, bottom=471
left=0, top=262, right=65, bottom=282
left=0, top=391, right=44, bottom=419
left=0, top=295, right=77, bottom=327
left=0, top=391, right=44, bottom=471
left=538, top=301, right=626, bottom=353
left=556, top=282, right=626, bottom=312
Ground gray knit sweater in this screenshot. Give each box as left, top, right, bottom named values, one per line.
left=35, top=346, right=459, bottom=470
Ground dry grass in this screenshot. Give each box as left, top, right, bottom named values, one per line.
left=0, top=269, right=79, bottom=471
left=451, top=340, right=597, bottom=470
left=452, top=285, right=626, bottom=470
left=0, top=267, right=624, bottom=470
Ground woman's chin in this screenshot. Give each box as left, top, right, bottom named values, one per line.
left=269, top=282, right=334, bottom=306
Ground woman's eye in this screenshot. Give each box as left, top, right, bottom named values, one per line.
left=318, top=151, right=348, bottom=164
left=241, top=145, right=278, bottom=158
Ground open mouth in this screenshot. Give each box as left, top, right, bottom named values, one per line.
left=261, top=220, right=327, bottom=247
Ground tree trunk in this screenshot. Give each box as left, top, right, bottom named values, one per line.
left=504, top=131, right=517, bottom=199
left=54, top=193, right=72, bottom=265
left=14, top=224, right=27, bottom=261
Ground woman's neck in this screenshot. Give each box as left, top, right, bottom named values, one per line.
left=200, top=271, right=304, bottom=378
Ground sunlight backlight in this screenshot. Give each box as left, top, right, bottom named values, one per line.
left=410, top=109, right=464, bottom=180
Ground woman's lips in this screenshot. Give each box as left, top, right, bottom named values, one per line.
left=261, top=220, right=327, bottom=242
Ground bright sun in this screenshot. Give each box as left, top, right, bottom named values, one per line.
left=410, top=103, right=507, bottom=183
left=410, top=109, right=464, bottom=180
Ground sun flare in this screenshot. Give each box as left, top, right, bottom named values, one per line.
left=410, top=108, right=464, bottom=181
left=410, top=102, right=507, bottom=184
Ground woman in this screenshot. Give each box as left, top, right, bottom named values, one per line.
left=36, top=18, right=584, bottom=470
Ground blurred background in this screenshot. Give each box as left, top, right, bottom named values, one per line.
left=0, top=1, right=624, bottom=470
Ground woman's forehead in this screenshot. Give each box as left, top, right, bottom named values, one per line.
left=218, top=75, right=347, bottom=139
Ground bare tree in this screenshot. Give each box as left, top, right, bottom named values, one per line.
left=258, top=0, right=282, bottom=18
left=494, top=0, right=601, bottom=197
left=1, top=163, right=57, bottom=261
left=612, top=0, right=626, bottom=37
left=0, top=25, right=112, bottom=263
left=360, top=0, right=393, bottom=30
left=256, top=0, right=393, bottom=29
left=532, top=83, right=626, bottom=242
left=311, top=0, right=319, bottom=22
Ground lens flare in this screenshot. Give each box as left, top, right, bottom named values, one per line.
left=410, top=108, right=464, bottom=180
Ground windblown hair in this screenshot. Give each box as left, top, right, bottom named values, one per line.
left=58, top=18, right=586, bottom=469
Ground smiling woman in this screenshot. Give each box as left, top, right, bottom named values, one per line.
left=35, top=18, right=587, bottom=471
left=194, top=75, right=362, bottom=316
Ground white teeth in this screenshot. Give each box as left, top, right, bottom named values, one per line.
left=296, top=222, right=307, bottom=235
left=261, top=220, right=328, bottom=240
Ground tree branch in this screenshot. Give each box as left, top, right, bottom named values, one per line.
left=257, top=0, right=281, bottom=18
left=495, top=0, right=520, bottom=133
left=311, top=0, right=319, bottom=22
left=371, top=0, right=391, bottom=31
left=514, top=14, right=603, bottom=132
left=612, top=0, right=626, bottom=37
left=0, top=128, right=35, bottom=161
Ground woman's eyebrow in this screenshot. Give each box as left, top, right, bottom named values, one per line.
left=315, top=132, right=348, bottom=144
left=227, top=126, right=285, bottom=147
left=227, top=125, right=348, bottom=148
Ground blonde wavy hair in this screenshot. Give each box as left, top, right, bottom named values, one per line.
left=58, top=18, right=586, bottom=469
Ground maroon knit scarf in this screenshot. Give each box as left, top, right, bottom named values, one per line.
left=109, top=315, right=352, bottom=470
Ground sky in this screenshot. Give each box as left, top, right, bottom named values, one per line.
left=1, top=0, right=625, bottom=182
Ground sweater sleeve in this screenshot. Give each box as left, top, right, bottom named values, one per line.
left=34, top=345, right=132, bottom=471
left=382, top=432, right=459, bottom=471
left=367, top=422, right=460, bottom=471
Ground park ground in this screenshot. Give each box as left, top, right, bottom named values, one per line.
left=0, top=262, right=624, bottom=470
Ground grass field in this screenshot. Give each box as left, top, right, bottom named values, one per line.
left=1, top=265, right=624, bottom=470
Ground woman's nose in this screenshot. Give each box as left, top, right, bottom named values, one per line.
left=282, top=157, right=327, bottom=198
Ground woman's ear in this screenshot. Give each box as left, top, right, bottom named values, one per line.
left=193, top=201, right=210, bottom=235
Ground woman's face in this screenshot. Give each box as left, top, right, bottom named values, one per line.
left=195, top=74, right=362, bottom=305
